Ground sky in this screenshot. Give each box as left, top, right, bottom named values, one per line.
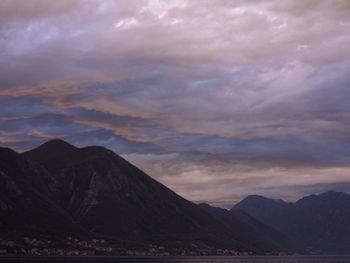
left=1, top=0, right=350, bottom=207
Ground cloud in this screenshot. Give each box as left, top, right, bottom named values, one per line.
left=0, top=0, right=350, bottom=205
left=0, top=0, right=80, bottom=26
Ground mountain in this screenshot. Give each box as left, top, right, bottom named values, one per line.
left=0, top=139, right=293, bottom=253
left=198, top=203, right=298, bottom=253
left=234, top=191, right=350, bottom=254
left=23, top=138, right=78, bottom=164
left=0, top=147, right=83, bottom=239
left=21, top=140, right=234, bottom=248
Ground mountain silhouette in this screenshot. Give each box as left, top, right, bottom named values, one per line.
left=0, top=146, right=82, bottom=239
left=198, top=203, right=298, bottom=253
left=234, top=191, right=350, bottom=253
left=0, top=139, right=294, bottom=253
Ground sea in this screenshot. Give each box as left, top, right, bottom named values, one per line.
left=0, top=256, right=350, bottom=263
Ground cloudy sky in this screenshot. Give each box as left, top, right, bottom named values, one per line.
left=1, top=0, right=350, bottom=207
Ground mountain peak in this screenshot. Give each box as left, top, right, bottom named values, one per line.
left=296, top=190, right=349, bottom=205
left=0, top=147, right=20, bottom=166
left=22, top=138, right=78, bottom=163
left=235, top=190, right=350, bottom=253
left=241, top=195, right=288, bottom=204
left=236, top=195, right=274, bottom=204
left=0, top=146, right=18, bottom=156
left=40, top=138, right=76, bottom=149
left=244, top=195, right=269, bottom=201
left=233, top=195, right=290, bottom=212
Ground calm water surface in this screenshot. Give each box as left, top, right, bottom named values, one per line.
left=0, top=256, right=349, bottom=263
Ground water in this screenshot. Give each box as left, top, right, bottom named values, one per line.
left=0, top=256, right=350, bottom=263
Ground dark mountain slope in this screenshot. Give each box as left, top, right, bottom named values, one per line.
left=198, top=203, right=298, bottom=253
left=234, top=195, right=298, bottom=240
left=234, top=191, right=350, bottom=253
left=0, top=147, right=83, bottom=239
left=0, top=138, right=297, bottom=253
left=20, top=140, right=254, bottom=250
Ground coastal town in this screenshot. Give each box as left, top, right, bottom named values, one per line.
left=0, top=237, right=287, bottom=257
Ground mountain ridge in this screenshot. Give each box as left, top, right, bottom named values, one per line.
left=234, top=191, right=350, bottom=253
left=0, top=139, right=294, bottom=253
left=3, top=138, right=348, bottom=254
left=198, top=203, right=299, bottom=253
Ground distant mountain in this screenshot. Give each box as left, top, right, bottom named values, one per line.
left=234, top=191, right=350, bottom=254
left=198, top=203, right=298, bottom=253
left=0, top=139, right=294, bottom=253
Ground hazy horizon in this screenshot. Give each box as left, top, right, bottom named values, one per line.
left=1, top=0, right=350, bottom=207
